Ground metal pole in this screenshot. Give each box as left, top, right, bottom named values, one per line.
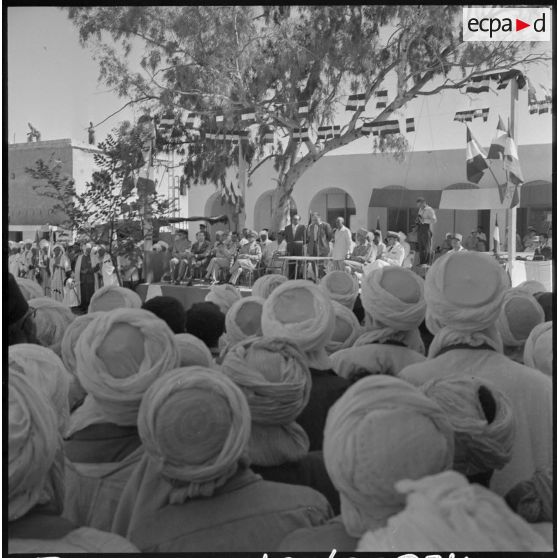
left=508, top=77, right=518, bottom=280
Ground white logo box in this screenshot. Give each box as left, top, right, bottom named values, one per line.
left=463, top=7, right=551, bottom=42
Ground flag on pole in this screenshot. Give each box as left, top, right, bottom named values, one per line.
left=487, top=116, right=507, bottom=159
left=466, top=126, right=488, bottom=184
left=492, top=216, right=500, bottom=252
left=34, top=229, right=41, bottom=247
left=503, top=134, right=524, bottom=186
left=376, top=216, right=381, bottom=231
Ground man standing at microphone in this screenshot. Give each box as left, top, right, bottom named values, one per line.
left=415, top=197, right=437, bottom=265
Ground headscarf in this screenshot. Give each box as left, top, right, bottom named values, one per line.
left=323, top=375, right=454, bottom=536
left=15, top=278, right=44, bottom=301
left=357, top=471, right=551, bottom=551
left=505, top=468, right=553, bottom=523
left=60, top=312, right=103, bottom=376
left=514, top=280, right=547, bottom=296
left=221, top=337, right=311, bottom=466
left=8, top=273, right=29, bottom=326
left=138, top=366, right=251, bottom=501
left=424, top=251, right=508, bottom=334
left=261, top=279, right=335, bottom=370
left=361, top=267, right=426, bottom=332
left=421, top=376, right=515, bottom=476
left=88, top=285, right=142, bottom=313
left=523, top=321, right=553, bottom=376
left=533, top=291, right=553, bottom=321
left=251, top=273, right=288, bottom=299
left=326, top=300, right=362, bottom=354
left=175, top=333, right=214, bottom=368
left=496, top=290, right=545, bottom=347
left=69, top=309, right=180, bottom=431
left=224, top=296, right=265, bottom=348
left=9, top=344, right=73, bottom=437
left=319, top=271, right=359, bottom=309
left=9, top=370, right=64, bottom=522
left=205, top=283, right=242, bottom=314
left=28, top=297, right=76, bottom=356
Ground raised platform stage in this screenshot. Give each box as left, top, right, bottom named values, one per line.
left=136, top=282, right=252, bottom=310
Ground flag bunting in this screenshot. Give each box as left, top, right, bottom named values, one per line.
left=346, top=93, right=366, bottom=111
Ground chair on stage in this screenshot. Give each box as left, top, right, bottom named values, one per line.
left=265, top=250, right=287, bottom=276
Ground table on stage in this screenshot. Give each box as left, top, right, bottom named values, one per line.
left=278, top=255, right=333, bottom=281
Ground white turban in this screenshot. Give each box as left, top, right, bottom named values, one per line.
left=71, top=309, right=180, bottom=429
left=251, top=273, right=288, bottom=299
left=88, top=285, right=142, bottom=313
left=138, top=366, right=251, bottom=501
left=175, top=333, right=214, bottom=368
left=205, top=283, right=242, bottom=314
left=357, top=471, right=551, bottom=551
left=424, top=251, right=508, bottom=334
left=319, top=271, right=359, bottom=309
left=15, top=278, right=44, bottom=301
left=9, top=370, right=64, bottom=521
left=60, top=312, right=103, bottom=375
left=326, top=300, right=362, bottom=354
left=496, top=290, right=545, bottom=347
left=422, top=376, right=515, bottom=476
left=361, top=267, right=426, bottom=332
left=28, top=297, right=76, bottom=356
left=9, top=344, right=73, bottom=437
left=221, top=337, right=311, bottom=466
left=224, top=296, right=265, bottom=348
left=323, top=375, right=454, bottom=536
left=523, top=321, right=552, bottom=376
left=261, top=279, right=335, bottom=370
left=514, top=280, right=547, bottom=296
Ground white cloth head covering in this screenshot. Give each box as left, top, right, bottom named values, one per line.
left=514, top=280, right=547, bottom=296
left=261, top=279, right=335, bottom=370
left=15, top=278, right=44, bottom=301
left=9, top=344, right=72, bottom=437
left=251, top=273, right=288, bottom=299
left=319, top=271, right=359, bottom=309
left=496, top=290, right=545, bottom=347
left=9, top=370, right=64, bottom=521
left=323, top=375, right=454, bottom=536
left=523, top=321, right=552, bottom=376
left=205, top=283, right=242, bottom=314
left=60, top=312, right=103, bottom=376
left=224, top=296, right=265, bottom=348
left=88, top=285, right=142, bottom=313
left=221, top=337, right=311, bottom=466
left=70, top=309, right=180, bottom=430
left=175, top=333, right=214, bottom=368
left=326, top=300, right=362, bottom=354
left=28, top=297, right=76, bottom=356
left=421, top=376, right=515, bottom=476
left=424, top=251, right=508, bottom=334
left=138, top=366, right=251, bottom=501
left=357, top=471, right=551, bottom=551
left=361, top=267, right=426, bottom=332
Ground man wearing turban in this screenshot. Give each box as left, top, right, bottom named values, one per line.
left=399, top=251, right=552, bottom=497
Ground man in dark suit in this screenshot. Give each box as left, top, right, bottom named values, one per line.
left=284, top=214, right=306, bottom=279
left=306, top=212, right=333, bottom=279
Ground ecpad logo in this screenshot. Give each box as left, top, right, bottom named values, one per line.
left=463, top=7, right=551, bottom=42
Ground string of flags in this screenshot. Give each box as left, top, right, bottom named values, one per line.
left=454, top=108, right=490, bottom=123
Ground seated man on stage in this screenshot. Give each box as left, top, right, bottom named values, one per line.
left=169, top=229, right=192, bottom=285
left=186, top=231, right=212, bottom=285
left=229, top=230, right=262, bottom=285
left=345, top=228, right=375, bottom=278
left=364, top=230, right=405, bottom=273
left=204, top=231, right=235, bottom=284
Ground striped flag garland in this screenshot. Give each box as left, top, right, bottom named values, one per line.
left=454, top=110, right=475, bottom=123
left=346, top=93, right=366, bottom=111
left=375, top=90, right=388, bottom=109
left=297, top=102, right=309, bottom=116
left=375, top=90, right=388, bottom=98
left=362, top=119, right=400, bottom=136
left=487, top=116, right=507, bottom=159
left=405, top=118, right=415, bottom=133
left=293, top=128, right=309, bottom=141
left=466, top=126, right=488, bottom=184
left=538, top=101, right=550, bottom=114
left=317, top=125, right=341, bottom=140
left=466, top=77, right=490, bottom=94
left=241, top=109, right=256, bottom=123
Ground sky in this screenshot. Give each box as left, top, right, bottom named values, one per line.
left=7, top=6, right=554, bottom=154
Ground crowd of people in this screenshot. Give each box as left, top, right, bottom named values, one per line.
left=7, top=227, right=554, bottom=551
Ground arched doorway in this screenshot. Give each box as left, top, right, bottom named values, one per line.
left=204, top=192, right=237, bottom=236
left=253, top=190, right=297, bottom=232
left=308, top=187, right=355, bottom=229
